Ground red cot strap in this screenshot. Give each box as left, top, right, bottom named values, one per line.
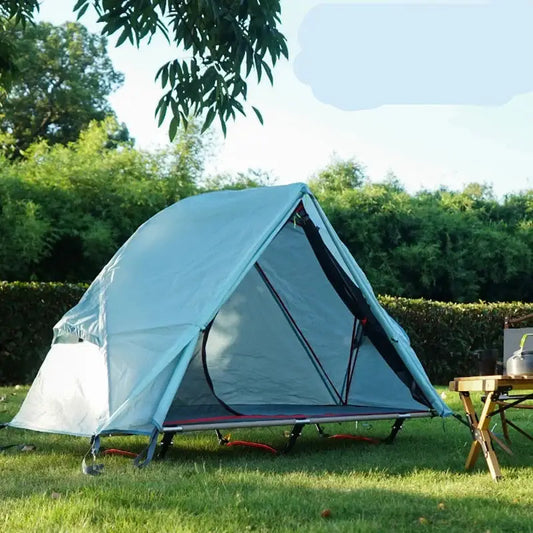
left=103, top=448, right=138, bottom=458
left=225, top=440, right=278, bottom=454
left=328, top=434, right=380, bottom=444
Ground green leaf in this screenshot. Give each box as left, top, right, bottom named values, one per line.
left=160, top=66, right=168, bottom=88
left=245, top=48, right=253, bottom=76
left=156, top=99, right=168, bottom=126
left=75, top=2, right=90, bottom=20
left=263, top=63, right=273, bottom=85
left=251, top=106, right=263, bottom=125
left=168, top=115, right=180, bottom=141
left=201, top=107, right=217, bottom=133
left=73, top=0, right=88, bottom=11
left=116, top=27, right=131, bottom=47
left=219, top=112, right=227, bottom=137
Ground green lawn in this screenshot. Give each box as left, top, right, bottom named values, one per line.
left=1, top=386, right=532, bottom=532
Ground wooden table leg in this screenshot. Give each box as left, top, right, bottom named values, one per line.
left=460, top=393, right=481, bottom=468
left=462, top=392, right=502, bottom=480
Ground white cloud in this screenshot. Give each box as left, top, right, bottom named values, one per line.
left=294, top=1, right=533, bottom=110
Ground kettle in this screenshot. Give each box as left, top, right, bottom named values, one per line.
left=506, top=333, right=533, bottom=376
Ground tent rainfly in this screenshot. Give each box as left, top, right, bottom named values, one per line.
left=7, top=183, right=451, bottom=464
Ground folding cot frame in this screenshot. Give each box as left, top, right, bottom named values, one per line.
left=157, top=409, right=436, bottom=459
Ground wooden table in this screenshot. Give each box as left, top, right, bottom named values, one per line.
left=449, top=375, right=533, bottom=481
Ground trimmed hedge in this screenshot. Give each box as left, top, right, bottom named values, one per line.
left=379, top=296, right=533, bottom=384
left=0, top=282, right=532, bottom=385
left=0, top=282, right=86, bottom=385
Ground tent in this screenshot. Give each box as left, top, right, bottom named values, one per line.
left=8, top=183, right=450, bottom=460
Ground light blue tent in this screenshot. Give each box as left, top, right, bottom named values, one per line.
left=9, top=183, right=450, bottom=459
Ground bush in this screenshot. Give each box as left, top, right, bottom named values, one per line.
left=380, top=296, right=533, bottom=384
left=0, top=283, right=531, bottom=385
left=0, top=282, right=86, bottom=384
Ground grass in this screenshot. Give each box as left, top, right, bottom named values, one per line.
left=1, top=385, right=532, bottom=532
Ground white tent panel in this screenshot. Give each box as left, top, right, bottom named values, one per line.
left=10, top=342, right=108, bottom=436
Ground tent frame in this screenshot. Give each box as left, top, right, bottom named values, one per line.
left=162, top=409, right=433, bottom=433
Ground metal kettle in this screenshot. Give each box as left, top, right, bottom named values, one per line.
left=506, top=333, right=533, bottom=376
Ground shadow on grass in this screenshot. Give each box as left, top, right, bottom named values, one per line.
left=1, top=467, right=532, bottom=532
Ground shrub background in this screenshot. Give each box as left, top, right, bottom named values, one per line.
left=1, top=282, right=532, bottom=386
left=380, top=296, right=533, bottom=383
left=0, top=282, right=86, bottom=384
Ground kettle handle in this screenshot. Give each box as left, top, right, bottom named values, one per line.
left=519, top=333, right=533, bottom=351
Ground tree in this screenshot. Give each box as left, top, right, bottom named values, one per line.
left=310, top=157, right=532, bottom=302
left=202, top=168, right=275, bottom=191
left=0, top=118, right=203, bottom=281
left=308, top=156, right=366, bottom=196
left=0, top=1, right=288, bottom=138
left=0, top=21, right=125, bottom=156
left=0, top=1, right=38, bottom=90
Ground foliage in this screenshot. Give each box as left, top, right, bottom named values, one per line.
left=0, top=281, right=86, bottom=384
left=379, top=296, right=533, bottom=384
left=0, top=19, right=17, bottom=91
left=0, top=21, right=125, bottom=157
left=0, top=132, right=531, bottom=302
left=0, top=195, right=49, bottom=280
left=0, top=1, right=288, bottom=138
left=0, top=2, right=38, bottom=89
left=308, top=156, right=366, bottom=195
left=201, top=168, right=275, bottom=191
left=0, top=118, right=202, bottom=281
left=311, top=159, right=533, bottom=303
left=84, top=0, right=288, bottom=137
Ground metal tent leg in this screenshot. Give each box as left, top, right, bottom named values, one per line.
left=315, top=423, right=329, bottom=438
left=157, top=431, right=176, bottom=460
left=215, top=429, right=229, bottom=445
left=383, top=418, right=405, bottom=444
left=281, top=423, right=305, bottom=454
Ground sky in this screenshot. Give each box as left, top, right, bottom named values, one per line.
left=37, top=0, right=533, bottom=198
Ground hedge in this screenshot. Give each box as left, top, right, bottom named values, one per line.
left=379, top=296, right=533, bottom=383
left=0, top=282, right=87, bottom=385
left=0, top=282, right=532, bottom=385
